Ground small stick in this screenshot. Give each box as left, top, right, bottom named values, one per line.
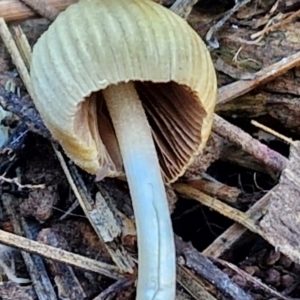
left=170, top=0, right=198, bottom=19
left=53, top=146, right=135, bottom=274
left=173, top=183, right=261, bottom=234
left=212, top=257, right=291, bottom=300
left=0, top=227, right=122, bottom=279
left=0, top=18, right=32, bottom=96
left=177, top=263, right=218, bottom=300
left=251, top=120, right=293, bottom=144
left=0, top=0, right=77, bottom=22
left=187, top=179, right=241, bottom=203
left=21, top=220, right=58, bottom=300
left=0, top=0, right=191, bottom=22
left=176, top=236, right=253, bottom=300
left=206, top=0, right=251, bottom=48
left=213, top=114, right=287, bottom=173
left=12, top=26, right=32, bottom=70
left=0, top=174, right=45, bottom=189
left=19, top=0, right=60, bottom=21
left=202, top=188, right=274, bottom=257
left=92, top=278, right=133, bottom=300
left=2, top=193, right=58, bottom=300
left=218, top=51, right=300, bottom=105
left=38, top=228, right=87, bottom=299
left=251, top=8, right=300, bottom=40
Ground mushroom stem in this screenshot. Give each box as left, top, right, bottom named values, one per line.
left=102, top=82, right=176, bottom=300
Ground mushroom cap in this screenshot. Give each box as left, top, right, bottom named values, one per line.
left=30, top=0, right=217, bottom=183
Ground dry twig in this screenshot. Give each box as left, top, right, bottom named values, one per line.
left=0, top=0, right=77, bottom=21
left=218, top=51, right=300, bottom=105
left=0, top=227, right=122, bottom=278
left=176, top=236, right=253, bottom=300
left=170, top=0, right=198, bottom=19
left=173, top=183, right=261, bottom=234
left=54, top=147, right=135, bottom=274
left=38, top=228, right=87, bottom=299
left=177, top=263, right=218, bottom=300
left=259, top=141, right=300, bottom=265
left=251, top=120, right=293, bottom=144
left=206, top=0, right=251, bottom=49
left=212, top=257, right=291, bottom=300
left=92, top=278, right=133, bottom=300
left=202, top=188, right=274, bottom=257
left=213, top=114, right=287, bottom=173
left=0, top=174, right=45, bottom=189
left=0, top=18, right=32, bottom=96
left=2, top=193, right=58, bottom=300
left=251, top=8, right=300, bottom=39
left=187, top=179, right=241, bottom=203
left=12, top=26, right=32, bottom=70
left=0, top=0, right=194, bottom=22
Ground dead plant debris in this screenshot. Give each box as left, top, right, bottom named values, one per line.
left=0, top=0, right=300, bottom=299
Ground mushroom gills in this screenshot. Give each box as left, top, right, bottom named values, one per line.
left=80, top=81, right=207, bottom=183
left=135, top=81, right=206, bottom=182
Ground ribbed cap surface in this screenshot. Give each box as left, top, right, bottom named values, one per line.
left=31, top=0, right=217, bottom=182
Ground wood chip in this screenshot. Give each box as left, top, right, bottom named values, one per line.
left=260, top=141, right=300, bottom=264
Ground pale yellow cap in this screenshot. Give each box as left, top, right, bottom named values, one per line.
left=30, top=0, right=217, bottom=183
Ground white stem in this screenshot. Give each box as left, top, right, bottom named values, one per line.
left=103, top=82, right=176, bottom=300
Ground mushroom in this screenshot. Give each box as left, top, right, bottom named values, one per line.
left=30, top=0, right=217, bottom=299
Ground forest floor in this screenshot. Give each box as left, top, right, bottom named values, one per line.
left=0, top=0, right=300, bottom=299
